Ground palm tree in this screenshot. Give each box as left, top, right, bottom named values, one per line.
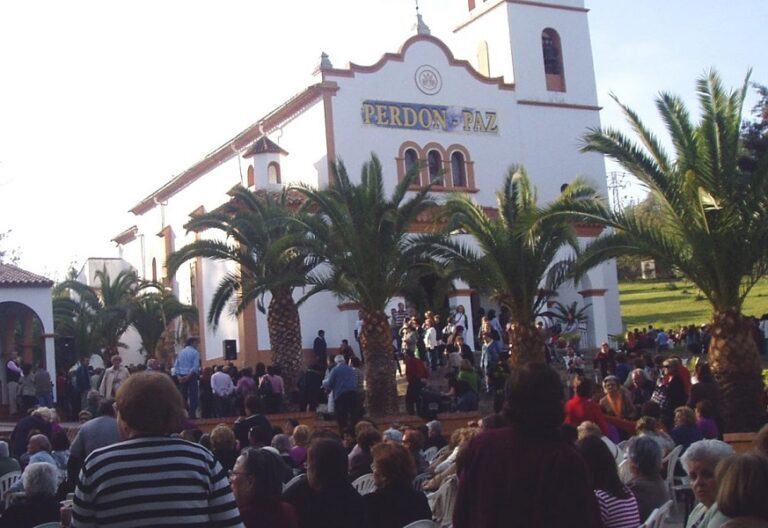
left=56, top=268, right=141, bottom=360
left=52, top=289, right=101, bottom=366
left=167, top=187, right=318, bottom=390
left=294, top=154, right=436, bottom=416
left=570, top=70, right=767, bottom=431
left=130, top=284, right=197, bottom=363
left=430, top=167, right=601, bottom=368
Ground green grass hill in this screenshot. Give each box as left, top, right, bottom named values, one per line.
left=619, top=278, right=768, bottom=331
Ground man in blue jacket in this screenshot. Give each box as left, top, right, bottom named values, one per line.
left=323, top=355, right=359, bottom=432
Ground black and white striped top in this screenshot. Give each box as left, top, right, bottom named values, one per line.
left=72, top=436, right=243, bottom=528
left=594, top=488, right=641, bottom=528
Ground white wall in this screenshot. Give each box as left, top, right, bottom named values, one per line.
left=451, top=0, right=598, bottom=105
left=276, top=102, right=329, bottom=188
left=327, top=37, right=524, bottom=209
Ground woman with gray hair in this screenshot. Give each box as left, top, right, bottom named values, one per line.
left=681, top=439, right=735, bottom=528
left=0, top=462, right=60, bottom=527
left=626, top=435, right=670, bottom=521
left=0, top=441, right=20, bottom=479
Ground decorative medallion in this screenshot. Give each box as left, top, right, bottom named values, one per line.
left=415, top=65, right=442, bottom=95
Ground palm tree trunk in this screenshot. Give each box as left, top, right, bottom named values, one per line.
left=267, top=291, right=303, bottom=392
left=507, top=321, right=547, bottom=369
left=361, top=310, right=399, bottom=416
left=708, top=309, right=766, bottom=432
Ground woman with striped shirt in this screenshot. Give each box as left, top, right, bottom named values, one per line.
left=71, top=372, right=243, bottom=528
left=578, top=435, right=642, bottom=528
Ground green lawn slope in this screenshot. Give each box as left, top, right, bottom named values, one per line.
left=619, top=278, right=768, bottom=330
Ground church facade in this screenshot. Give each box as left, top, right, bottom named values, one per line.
left=111, top=0, right=623, bottom=366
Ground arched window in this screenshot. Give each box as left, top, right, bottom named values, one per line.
left=477, top=41, right=490, bottom=77
left=427, top=150, right=443, bottom=185
left=404, top=148, right=419, bottom=177
left=451, top=152, right=467, bottom=187
left=541, top=29, right=566, bottom=92
left=267, top=162, right=281, bottom=184
left=247, top=165, right=255, bottom=187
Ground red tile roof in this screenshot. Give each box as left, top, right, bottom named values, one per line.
left=242, top=136, right=289, bottom=157
left=0, top=263, right=54, bottom=287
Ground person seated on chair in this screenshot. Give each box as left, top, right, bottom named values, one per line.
left=0, top=441, right=20, bottom=480
left=716, top=453, right=768, bottom=528
left=626, top=435, right=670, bottom=522
left=0, top=462, right=60, bottom=528
left=424, top=420, right=447, bottom=451
left=453, top=363, right=602, bottom=528
left=363, top=442, right=431, bottom=528
left=670, top=406, right=703, bottom=450
left=230, top=447, right=299, bottom=528
left=578, top=435, right=641, bottom=528
left=681, top=439, right=735, bottom=528
left=282, top=438, right=367, bottom=528
left=349, top=429, right=382, bottom=482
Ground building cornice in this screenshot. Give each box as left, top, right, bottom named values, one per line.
left=455, top=0, right=588, bottom=33
left=111, top=225, right=138, bottom=245
left=518, top=100, right=601, bottom=111
left=322, top=34, right=514, bottom=92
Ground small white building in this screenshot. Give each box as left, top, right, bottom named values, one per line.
left=110, top=0, right=623, bottom=367
left=0, top=263, right=56, bottom=401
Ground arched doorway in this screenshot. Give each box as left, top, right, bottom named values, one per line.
left=0, top=301, right=48, bottom=367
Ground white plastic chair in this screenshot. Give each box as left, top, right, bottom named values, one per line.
left=662, top=445, right=683, bottom=506
left=422, top=446, right=438, bottom=463
left=638, top=507, right=659, bottom=528
left=352, top=473, right=377, bottom=495
left=429, top=474, right=458, bottom=528
left=403, top=520, right=439, bottom=528
left=0, top=470, right=21, bottom=498
left=617, top=458, right=632, bottom=484
left=4, top=491, right=25, bottom=509
left=647, top=500, right=673, bottom=528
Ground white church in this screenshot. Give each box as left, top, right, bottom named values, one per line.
left=109, top=0, right=623, bottom=367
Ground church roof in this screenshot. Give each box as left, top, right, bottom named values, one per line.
left=128, top=82, right=330, bottom=216
left=242, top=136, right=289, bottom=157
left=0, top=263, right=54, bottom=288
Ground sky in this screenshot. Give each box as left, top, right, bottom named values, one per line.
left=0, top=0, right=765, bottom=280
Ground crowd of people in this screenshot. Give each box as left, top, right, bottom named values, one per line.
left=2, top=303, right=768, bottom=527
left=0, top=358, right=766, bottom=527
left=1, top=369, right=506, bottom=528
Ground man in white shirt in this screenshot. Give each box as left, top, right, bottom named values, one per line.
left=423, top=319, right=438, bottom=372
left=211, top=366, right=235, bottom=417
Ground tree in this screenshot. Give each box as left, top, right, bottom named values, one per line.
left=130, top=284, right=197, bottom=363
left=54, top=268, right=142, bottom=360
left=430, top=167, right=600, bottom=368
left=571, top=70, right=767, bottom=431
left=167, top=187, right=318, bottom=390
left=294, top=154, right=436, bottom=415
left=739, top=83, right=768, bottom=174
left=0, top=229, right=20, bottom=264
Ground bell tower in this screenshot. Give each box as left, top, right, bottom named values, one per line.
left=451, top=0, right=599, bottom=106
